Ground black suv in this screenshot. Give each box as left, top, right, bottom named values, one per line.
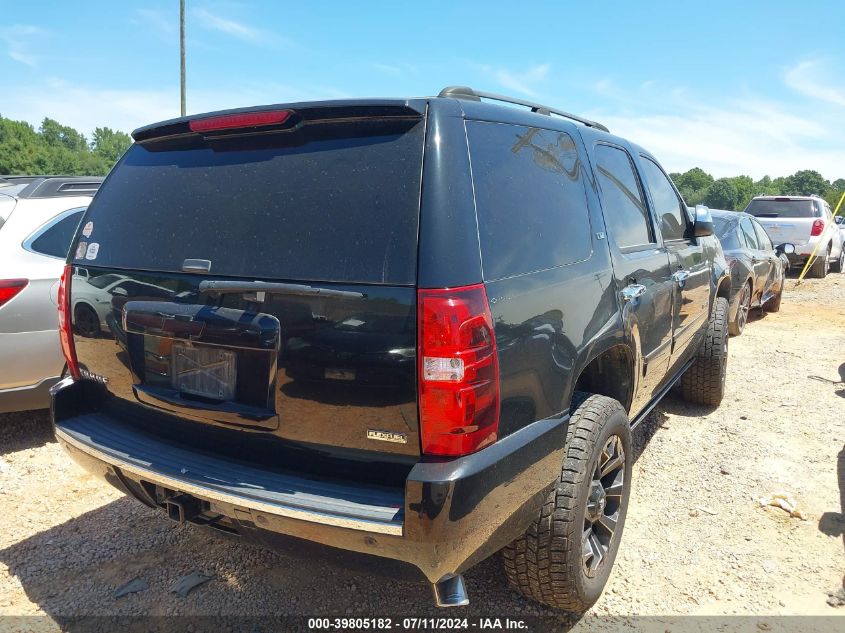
left=52, top=87, right=730, bottom=611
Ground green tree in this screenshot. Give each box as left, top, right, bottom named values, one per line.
left=40, top=118, right=88, bottom=153
left=782, top=170, right=829, bottom=196
left=704, top=178, right=740, bottom=210
left=727, top=175, right=755, bottom=210
left=672, top=167, right=714, bottom=205
left=0, top=114, right=131, bottom=176
left=91, top=127, right=131, bottom=164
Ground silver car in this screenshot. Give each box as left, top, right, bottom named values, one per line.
left=0, top=177, right=101, bottom=412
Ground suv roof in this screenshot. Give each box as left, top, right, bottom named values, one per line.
left=0, top=176, right=104, bottom=199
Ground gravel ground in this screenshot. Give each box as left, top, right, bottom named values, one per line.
left=1, top=273, right=844, bottom=631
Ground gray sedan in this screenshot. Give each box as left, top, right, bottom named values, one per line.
left=711, top=209, right=792, bottom=336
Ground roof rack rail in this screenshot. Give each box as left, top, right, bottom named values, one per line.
left=438, top=86, right=610, bottom=133
left=15, top=176, right=104, bottom=200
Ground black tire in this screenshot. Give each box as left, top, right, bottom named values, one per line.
left=502, top=393, right=632, bottom=613
left=728, top=282, right=751, bottom=336
left=810, top=249, right=829, bottom=278
left=832, top=250, right=845, bottom=273
left=74, top=304, right=100, bottom=338
left=679, top=297, right=729, bottom=406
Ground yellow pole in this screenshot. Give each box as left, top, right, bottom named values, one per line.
left=796, top=191, right=845, bottom=284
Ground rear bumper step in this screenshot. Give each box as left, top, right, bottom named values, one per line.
left=55, top=413, right=404, bottom=535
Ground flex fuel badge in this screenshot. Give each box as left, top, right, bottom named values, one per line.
left=85, top=242, right=100, bottom=260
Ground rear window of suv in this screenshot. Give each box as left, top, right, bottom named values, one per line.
left=745, top=199, right=818, bottom=218
left=74, top=120, right=425, bottom=285
left=466, top=122, right=591, bottom=280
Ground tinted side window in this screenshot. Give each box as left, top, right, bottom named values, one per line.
left=594, top=145, right=653, bottom=248
left=27, top=209, right=84, bottom=259
left=466, top=122, right=591, bottom=279
left=640, top=158, right=687, bottom=241
left=752, top=220, right=772, bottom=251
left=739, top=218, right=759, bottom=249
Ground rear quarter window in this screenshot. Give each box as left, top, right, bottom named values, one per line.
left=26, top=209, right=85, bottom=259
left=466, top=122, right=592, bottom=280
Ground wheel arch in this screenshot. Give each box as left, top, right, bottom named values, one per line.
left=569, top=341, right=636, bottom=416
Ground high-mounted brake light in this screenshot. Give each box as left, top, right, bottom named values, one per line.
left=57, top=265, right=81, bottom=379
left=189, top=110, right=292, bottom=133
left=0, top=279, right=28, bottom=308
left=811, top=219, right=825, bottom=237
left=418, top=284, right=500, bottom=456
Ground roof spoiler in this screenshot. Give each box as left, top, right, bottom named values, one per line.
left=132, top=101, right=425, bottom=142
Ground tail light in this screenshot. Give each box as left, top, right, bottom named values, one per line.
left=58, top=265, right=81, bottom=379
left=811, top=219, right=824, bottom=237
left=418, top=284, right=500, bottom=456
left=0, top=279, right=28, bottom=308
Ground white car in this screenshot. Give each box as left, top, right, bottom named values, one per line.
left=746, top=195, right=844, bottom=277
left=0, top=176, right=101, bottom=412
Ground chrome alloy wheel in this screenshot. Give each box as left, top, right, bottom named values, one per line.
left=582, top=435, right=626, bottom=577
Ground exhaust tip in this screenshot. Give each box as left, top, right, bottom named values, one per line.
left=432, top=574, right=469, bottom=608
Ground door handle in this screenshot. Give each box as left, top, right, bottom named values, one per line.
left=672, top=270, right=690, bottom=287
left=620, top=284, right=646, bottom=303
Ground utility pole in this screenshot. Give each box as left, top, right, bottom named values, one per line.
left=180, top=0, right=186, bottom=116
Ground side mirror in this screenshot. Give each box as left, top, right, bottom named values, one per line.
left=693, top=204, right=714, bottom=237
left=777, top=243, right=795, bottom=255
left=836, top=216, right=844, bottom=225
left=111, top=287, right=129, bottom=297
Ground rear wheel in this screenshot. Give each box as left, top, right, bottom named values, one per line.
left=679, top=297, right=729, bottom=406
left=832, top=250, right=845, bottom=273
left=502, top=393, right=632, bottom=613
left=728, top=282, right=751, bottom=336
left=810, top=249, right=829, bottom=278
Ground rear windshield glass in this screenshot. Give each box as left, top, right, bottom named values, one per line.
left=745, top=199, right=818, bottom=218
left=75, top=121, right=424, bottom=284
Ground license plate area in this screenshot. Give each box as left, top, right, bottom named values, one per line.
left=172, top=344, right=237, bottom=401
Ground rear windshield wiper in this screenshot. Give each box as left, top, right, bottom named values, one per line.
left=198, top=280, right=365, bottom=299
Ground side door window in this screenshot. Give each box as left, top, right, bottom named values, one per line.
left=752, top=221, right=773, bottom=252
left=740, top=218, right=759, bottom=250
left=740, top=217, right=767, bottom=294
left=639, top=158, right=689, bottom=241
left=752, top=219, right=777, bottom=291
left=594, top=144, right=672, bottom=412
left=594, top=144, right=655, bottom=248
